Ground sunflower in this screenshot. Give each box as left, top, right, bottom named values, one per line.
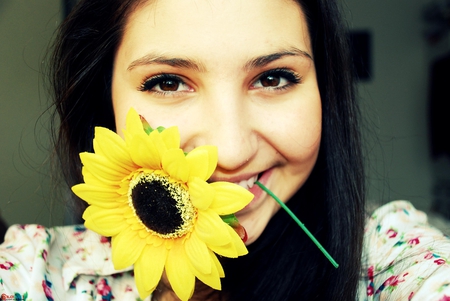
left=72, top=108, right=253, bottom=300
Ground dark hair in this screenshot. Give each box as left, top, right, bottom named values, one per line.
left=49, top=0, right=365, bottom=300
left=222, top=1, right=365, bottom=300
left=49, top=0, right=142, bottom=218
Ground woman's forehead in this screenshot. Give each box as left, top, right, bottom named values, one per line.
left=117, top=0, right=311, bottom=69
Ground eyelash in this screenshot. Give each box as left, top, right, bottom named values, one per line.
left=138, top=68, right=302, bottom=95
left=139, top=74, right=189, bottom=95
left=251, top=68, right=302, bottom=91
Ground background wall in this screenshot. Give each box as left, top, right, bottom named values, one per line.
left=0, top=1, right=447, bottom=227
left=0, top=1, right=63, bottom=227
left=343, top=0, right=445, bottom=212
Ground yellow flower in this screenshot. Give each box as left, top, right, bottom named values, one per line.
left=71, top=108, right=253, bottom=301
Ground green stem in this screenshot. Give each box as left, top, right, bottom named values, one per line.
left=255, top=181, right=339, bottom=268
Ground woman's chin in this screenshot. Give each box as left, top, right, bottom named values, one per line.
left=238, top=211, right=270, bottom=246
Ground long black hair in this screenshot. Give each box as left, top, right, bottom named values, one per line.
left=222, top=1, right=365, bottom=300
left=49, top=0, right=365, bottom=300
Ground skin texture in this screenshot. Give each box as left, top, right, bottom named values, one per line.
left=112, top=0, right=321, bottom=251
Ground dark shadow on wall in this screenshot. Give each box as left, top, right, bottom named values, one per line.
left=63, top=0, right=79, bottom=16
left=0, top=213, right=8, bottom=244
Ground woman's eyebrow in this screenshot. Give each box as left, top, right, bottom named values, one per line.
left=244, top=48, right=312, bottom=71
left=127, top=48, right=312, bottom=71
left=127, top=54, right=206, bottom=72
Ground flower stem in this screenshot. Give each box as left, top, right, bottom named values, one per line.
left=254, top=181, right=339, bottom=268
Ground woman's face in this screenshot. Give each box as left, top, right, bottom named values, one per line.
left=112, top=0, right=321, bottom=244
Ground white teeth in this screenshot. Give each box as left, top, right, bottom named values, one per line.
left=237, top=180, right=247, bottom=188
left=247, top=177, right=255, bottom=189
left=235, top=175, right=258, bottom=189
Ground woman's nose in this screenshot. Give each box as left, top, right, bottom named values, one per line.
left=196, top=92, right=258, bottom=172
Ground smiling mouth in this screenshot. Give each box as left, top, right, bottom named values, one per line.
left=234, top=174, right=261, bottom=190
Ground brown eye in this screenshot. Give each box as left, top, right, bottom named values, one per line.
left=139, top=74, right=192, bottom=94
left=260, top=75, right=281, bottom=87
left=159, top=79, right=180, bottom=91
left=252, top=69, right=302, bottom=91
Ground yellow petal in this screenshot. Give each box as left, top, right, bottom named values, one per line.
left=188, top=178, right=215, bottom=210
left=148, top=129, right=169, bottom=157
left=146, top=234, right=164, bottom=247
left=210, top=249, right=225, bottom=277
left=81, top=167, right=116, bottom=187
left=117, top=179, right=131, bottom=195
left=189, top=249, right=222, bottom=290
left=112, top=227, right=146, bottom=270
left=208, top=225, right=248, bottom=258
left=186, top=145, right=218, bottom=180
left=82, top=205, right=128, bottom=237
left=160, top=126, right=180, bottom=150
left=209, top=182, right=253, bottom=215
left=128, top=134, right=161, bottom=169
left=195, top=210, right=231, bottom=247
left=122, top=107, right=144, bottom=142
left=161, top=148, right=189, bottom=183
left=124, top=209, right=136, bottom=219
left=135, top=244, right=167, bottom=296
left=93, top=127, right=136, bottom=172
left=207, top=241, right=238, bottom=258
left=138, top=229, right=149, bottom=239
left=165, top=242, right=196, bottom=301
left=165, top=238, right=175, bottom=250
left=80, top=152, right=129, bottom=181
left=130, top=223, right=144, bottom=232
left=184, top=231, right=211, bottom=275
left=71, top=184, right=121, bottom=207
left=225, top=225, right=248, bottom=256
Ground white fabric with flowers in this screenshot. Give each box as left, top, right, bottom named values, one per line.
left=359, top=201, right=450, bottom=300
left=0, top=201, right=450, bottom=300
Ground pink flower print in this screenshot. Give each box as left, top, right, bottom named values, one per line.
left=41, top=249, right=48, bottom=261
left=96, top=278, right=114, bottom=301
left=424, top=252, right=434, bottom=260
left=125, top=285, right=133, bottom=292
left=408, top=292, right=414, bottom=300
left=367, top=266, right=375, bottom=296
left=0, top=261, right=14, bottom=270
left=367, top=285, right=374, bottom=296
left=439, top=296, right=450, bottom=301
left=408, top=237, right=420, bottom=245
left=376, top=274, right=407, bottom=294
left=368, top=266, right=374, bottom=279
left=69, top=280, right=76, bottom=290
left=32, top=225, right=46, bottom=239
left=42, top=275, right=54, bottom=301
left=386, top=229, right=398, bottom=238
left=100, top=236, right=110, bottom=244
left=434, top=258, right=446, bottom=265
left=73, top=225, right=86, bottom=242
left=385, top=275, right=400, bottom=286
left=76, top=248, right=87, bottom=261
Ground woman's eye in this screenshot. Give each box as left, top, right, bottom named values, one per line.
left=139, top=74, right=192, bottom=94
left=252, top=69, right=301, bottom=90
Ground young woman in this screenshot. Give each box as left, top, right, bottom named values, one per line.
left=1, top=0, right=449, bottom=300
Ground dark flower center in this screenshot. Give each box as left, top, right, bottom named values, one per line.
left=129, top=173, right=195, bottom=238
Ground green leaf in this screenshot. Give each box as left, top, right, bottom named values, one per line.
left=220, top=214, right=239, bottom=227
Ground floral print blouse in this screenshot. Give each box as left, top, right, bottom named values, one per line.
left=1, top=201, right=449, bottom=300
left=359, top=201, right=450, bottom=300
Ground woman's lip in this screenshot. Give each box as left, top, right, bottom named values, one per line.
left=208, top=173, right=260, bottom=184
